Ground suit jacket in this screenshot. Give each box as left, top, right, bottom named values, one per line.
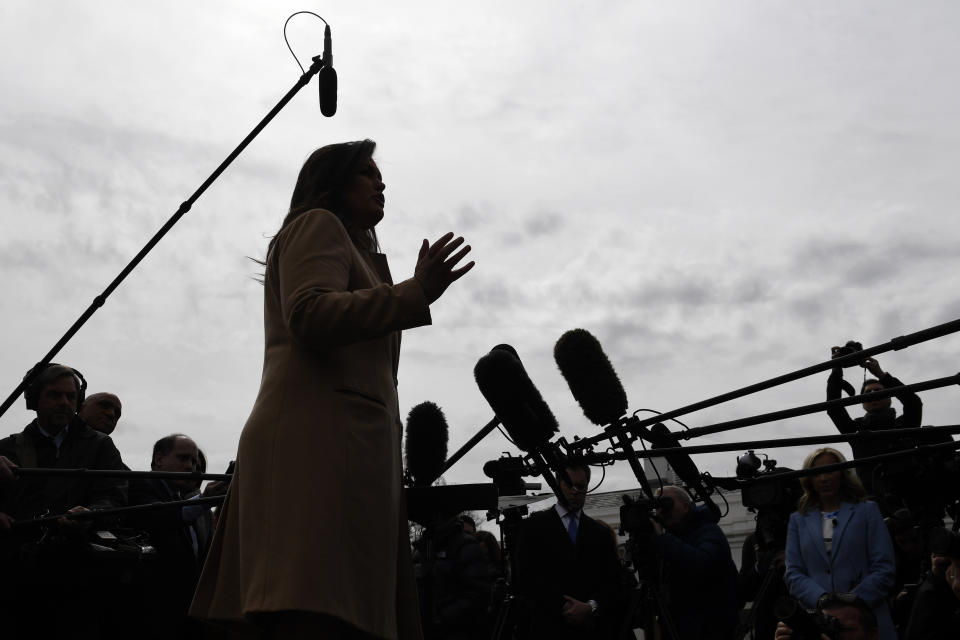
left=128, top=477, right=212, bottom=639
left=785, top=501, right=897, bottom=640
left=191, top=209, right=430, bottom=640
left=515, top=506, right=622, bottom=639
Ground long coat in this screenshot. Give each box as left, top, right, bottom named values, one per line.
left=785, top=501, right=897, bottom=640
left=190, top=209, right=430, bottom=639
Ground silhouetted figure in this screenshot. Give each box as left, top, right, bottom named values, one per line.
left=190, top=140, right=473, bottom=639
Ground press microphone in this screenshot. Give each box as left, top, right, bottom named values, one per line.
left=553, top=328, right=657, bottom=500
left=404, top=401, right=449, bottom=487
left=554, top=328, right=628, bottom=426
left=474, top=345, right=564, bottom=496
left=319, top=24, right=337, bottom=117
left=648, top=421, right=720, bottom=520
left=474, top=346, right=558, bottom=452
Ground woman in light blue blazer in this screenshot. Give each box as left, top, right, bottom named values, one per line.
left=785, top=447, right=897, bottom=640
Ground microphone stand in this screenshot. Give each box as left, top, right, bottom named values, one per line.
left=13, top=468, right=232, bottom=482
left=440, top=416, right=500, bottom=475
left=12, top=495, right=227, bottom=528
left=575, top=424, right=960, bottom=461
left=0, top=53, right=331, bottom=419
left=567, top=318, right=960, bottom=453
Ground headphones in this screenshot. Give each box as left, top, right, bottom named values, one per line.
left=23, top=363, right=87, bottom=411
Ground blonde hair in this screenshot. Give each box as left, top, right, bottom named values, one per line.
left=796, top=447, right=866, bottom=514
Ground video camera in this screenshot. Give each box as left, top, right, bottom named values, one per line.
left=620, top=493, right=673, bottom=536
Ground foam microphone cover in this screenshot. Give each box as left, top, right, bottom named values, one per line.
left=404, top=401, right=449, bottom=487
left=319, top=66, right=337, bottom=117
left=474, top=347, right=558, bottom=453
left=319, top=24, right=337, bottom=117
left=648, top=422, right=703, bottom=489
left=554, top=328, right=628, bottom=426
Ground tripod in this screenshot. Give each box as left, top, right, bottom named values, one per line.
left=617, top=534, right=680, bottom=640
left=488, top=505, right=526, bottom=640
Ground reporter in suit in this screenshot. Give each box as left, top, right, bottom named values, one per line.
left=785, top=447, right=897, bottom=640
left=514, top=462, right=623, bottom=639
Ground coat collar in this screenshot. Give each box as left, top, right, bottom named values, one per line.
left=803, top=501, right=856, bottom=565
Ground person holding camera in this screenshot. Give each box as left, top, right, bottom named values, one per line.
left=784, top=448, right=896, bottom=640
left=826, top=349, right=922, bottom=496
left=774, top=593, right=878, bottom=640
left=651, top=485, right=740, bottom=640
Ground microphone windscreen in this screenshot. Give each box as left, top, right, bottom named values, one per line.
left=319, top=66, right=337, bottom=117
left=404, top=401, right=449, bottom=487
left=474, top=347, right=558, bottom=453
left=648, top=422, right=703, bottom=490
left=554, top=328, right=628, bottom=426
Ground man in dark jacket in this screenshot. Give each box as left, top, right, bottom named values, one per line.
left=514, top=462, right=623, bottom=639
left=413, top=516, right=495, bottom=640
left=128, top=434, right=218, bottom=640
left=653, top=485, right=739, bottom=640
left=827, top=353, right=949, bottom=519
left=0, top=363, right=128, bottom=638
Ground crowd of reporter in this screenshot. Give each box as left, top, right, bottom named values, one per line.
left=2, top=356, right=959, bottom=640
left=0, top=364, right=225, bottom=638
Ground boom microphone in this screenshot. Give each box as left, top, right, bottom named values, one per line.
left=319, top=24, right=337, bottom=117
left=554, top=328, right=660, bottom=498
left=404, top=401, right=449, bottom=487
left=554, top=328, right=628, bottom=425
left=474, top=347, right=558, bottom=452
left=474, top=345, right=567, bottom=497
left=648, top=422, right=720, bottom=519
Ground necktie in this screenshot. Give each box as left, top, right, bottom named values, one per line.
left=567, top=512, right=578, bottom=544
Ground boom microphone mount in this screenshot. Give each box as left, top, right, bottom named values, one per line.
left=0, top=15, right=339, bottom=420
left=565, top=318, right=960, bottom=453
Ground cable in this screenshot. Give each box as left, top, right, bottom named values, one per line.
left=636, top=429, right=664, bottom=497
left=283, top=11, right=328, bottom=74
left=496, top=425, right=516, bottom=446
left=586, top=460, right=609, bottom=494
left=633, top=407, right=692, bottom=431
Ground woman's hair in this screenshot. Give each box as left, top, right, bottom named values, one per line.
left=267, top=139, right=380, bottom=255
left=796, top=447, right=866, bottom=513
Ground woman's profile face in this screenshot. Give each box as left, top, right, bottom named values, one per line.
left=342, top=159, right=385, bottom=229
left=811, top=452, right=842, bottom=501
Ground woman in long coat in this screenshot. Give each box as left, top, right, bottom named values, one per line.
left=784, top=447, right=897, bottom=640
left=191, top=140, right=474, bottom=639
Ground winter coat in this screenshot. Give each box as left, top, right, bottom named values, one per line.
left=190, top=209, right=430, bottom=639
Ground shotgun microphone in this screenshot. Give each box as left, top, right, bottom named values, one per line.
left=554, top=328, right=628, bottom=426
left=404, top=401, right=449, bottom=487
left=319, top=24, right=337, bottom=117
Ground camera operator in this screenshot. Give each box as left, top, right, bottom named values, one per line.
left=774, top=593, right=878, bottom=640
left=826, top=352, right=922, bottom=495
left=514, top=461, right=622, bottom=639
left=650, top=485, right=739, bottom=640
left=827, top=349, right=953, bottom=527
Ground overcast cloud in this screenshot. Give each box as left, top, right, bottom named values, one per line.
left=1, top=1, right=958, bottom=497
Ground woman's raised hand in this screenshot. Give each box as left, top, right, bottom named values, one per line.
left=414, top=232, right=475, bottom=304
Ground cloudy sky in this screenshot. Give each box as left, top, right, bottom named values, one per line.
left=2, top=2, right=958, bottom=504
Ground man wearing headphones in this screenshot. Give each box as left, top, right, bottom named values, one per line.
left=0, top=363, right=127, bottom=529
left=0, top=363, right=129, bottom=636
